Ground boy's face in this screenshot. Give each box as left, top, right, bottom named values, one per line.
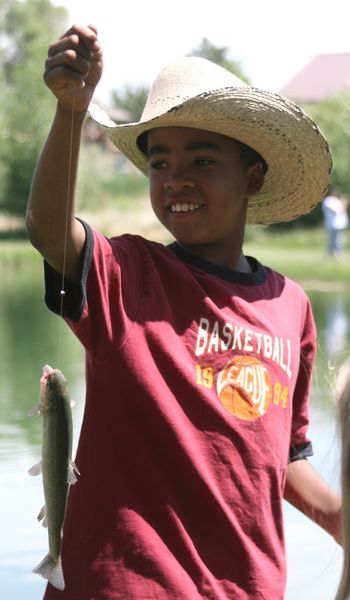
left=147, top=127, right=264, bottom=264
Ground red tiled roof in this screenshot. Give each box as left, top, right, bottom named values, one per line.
left=279, top=53, right=350, bottom=103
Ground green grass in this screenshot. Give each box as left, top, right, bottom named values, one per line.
left=0, top=239, right=41, bottom=269
left=244, top=226, right=350, bottom=287
left=1, top=220, right=349, bottom=289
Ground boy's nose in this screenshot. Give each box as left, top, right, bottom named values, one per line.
left=164, top=169, right=195, bottom=191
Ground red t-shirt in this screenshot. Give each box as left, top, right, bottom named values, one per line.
left=44, top=224, right=315, bottom=600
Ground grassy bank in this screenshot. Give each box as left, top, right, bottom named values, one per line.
left=0, top=238, right=41, bottom=268
left=1, top=211, right=349, bottom=289
left=244, top=226, right=350, bottom=289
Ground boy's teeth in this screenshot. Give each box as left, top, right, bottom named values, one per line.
left=171, top=203, right=200, bottom=213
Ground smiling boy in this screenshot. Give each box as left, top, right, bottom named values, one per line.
left=26, top=24, right=341, bottom=600
left=146, top=127, right=265, bottom=271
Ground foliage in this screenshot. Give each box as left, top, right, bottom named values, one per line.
left=76, top=143, right=148, bottom=211
left=307, top=92, right=350, bottom=196
left=111, top=38, right=250, bottom=124
left=271, top=92, right=350, bottom=231
left=111, top=84, right=148, bottom=122
left=189, top=37, right=250, bottom=83
left=268, top=203, right=324, bottom=231
left=0, top=0, right=68, bottom=216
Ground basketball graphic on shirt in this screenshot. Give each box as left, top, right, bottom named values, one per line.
left=217, top=356, right=272, bottom=420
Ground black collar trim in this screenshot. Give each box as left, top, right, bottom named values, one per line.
left=168, top=242, right=266, bottom=285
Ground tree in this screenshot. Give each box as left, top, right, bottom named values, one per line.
left=111, top=39, right=250, bottom=124
left=308, top=92, right=350, bottom=196
left=189, top=37, right=250, bottom=83
left=270, top=93, right=350, bottom=230
left=111, top=84, right=148, bottom=123
left=0, top=0, right=68, bottom=216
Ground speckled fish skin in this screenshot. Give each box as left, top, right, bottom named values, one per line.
left=29, top=364, right=79, bottom=591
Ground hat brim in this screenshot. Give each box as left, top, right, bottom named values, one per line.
left=89, top=87, right=332, bottom=225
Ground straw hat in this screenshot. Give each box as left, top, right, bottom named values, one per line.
left=89, top=56, right=332, bottom=225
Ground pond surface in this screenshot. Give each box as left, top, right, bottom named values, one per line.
left=0, top=267, right=349, bottom=599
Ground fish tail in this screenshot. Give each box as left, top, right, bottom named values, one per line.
left=32, top=553, right=65, bottom=590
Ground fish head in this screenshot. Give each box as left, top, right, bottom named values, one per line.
left=41, top=364, right=55, bottom=385
left=39, top=365, right=69, bottom=412
left=46, top=368, right=71, bottom=408
left=38, top=365, right=54, bottom=413
left=28, top=365, right=72, bottom=417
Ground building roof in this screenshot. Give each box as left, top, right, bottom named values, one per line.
left=279, top=53, right=350, bottom=103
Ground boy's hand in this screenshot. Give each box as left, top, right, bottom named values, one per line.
left=44, top=24, right=103, bottom=113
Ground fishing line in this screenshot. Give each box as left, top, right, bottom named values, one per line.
left=56, top=92, right=76, bottom=368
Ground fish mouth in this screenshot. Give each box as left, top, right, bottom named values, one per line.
left=42, top=364, right=54, bottom=374
left=168, top=202, right=204, bottom=214
left=41, top=364, right=54, bottom=384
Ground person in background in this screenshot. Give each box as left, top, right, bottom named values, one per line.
left=322, top=187, right=349, bottom=260
left=26, top=24, right=341, bottom=600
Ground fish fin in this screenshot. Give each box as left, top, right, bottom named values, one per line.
left=37, top=505, right=47, bottom=527
left=32, top=553, right=65, bottom=591
left=28, top=461, right=42, bottom=476
left=27, top=405, right=43, bottom=417
left=67, top=460, right=80, bottom=485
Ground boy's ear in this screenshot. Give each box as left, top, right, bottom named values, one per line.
left=246, top=163, right=265, bottom=196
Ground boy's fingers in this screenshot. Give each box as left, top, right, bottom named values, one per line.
left=44, top=65, right=86, bottom=91
left=48, top=37, right=92, bottom=62
left=59, top=24, right=99, bottom=53
left=45, top=50, right=92, bottom=79
left=86, top=23, right=98, bottom=36
left=48, top=33, right=101, bottom=63
left=43, top=24, right=103, bottom=109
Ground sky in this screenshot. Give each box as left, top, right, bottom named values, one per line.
left=54, top=0, right=350, bottom=105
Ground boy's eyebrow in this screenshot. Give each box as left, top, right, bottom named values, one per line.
left=147, top=141, right=221, bottom=157
left=187, top=141, right=220, bottom=152
left=147, top=144, right=169, bottom=157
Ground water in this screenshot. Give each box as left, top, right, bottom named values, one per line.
left=0, top=267, right=349, bottom=600
left=0, top=269, right=85, bottom=600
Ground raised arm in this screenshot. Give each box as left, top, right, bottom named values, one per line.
left=26, top=24, right=103, bottom=283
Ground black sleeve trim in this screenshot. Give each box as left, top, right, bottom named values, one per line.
left=44, top=219, right=94, bottom=322
left=289, top=441, right=314, bottom=462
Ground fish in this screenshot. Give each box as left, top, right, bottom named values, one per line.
left=28, top=364, right=80, bottom=591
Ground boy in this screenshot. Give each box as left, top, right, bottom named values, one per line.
left=27, top=24, right=341, bottom=600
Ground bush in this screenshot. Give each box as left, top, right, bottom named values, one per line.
left=76, top=143, right=148, bottom=212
